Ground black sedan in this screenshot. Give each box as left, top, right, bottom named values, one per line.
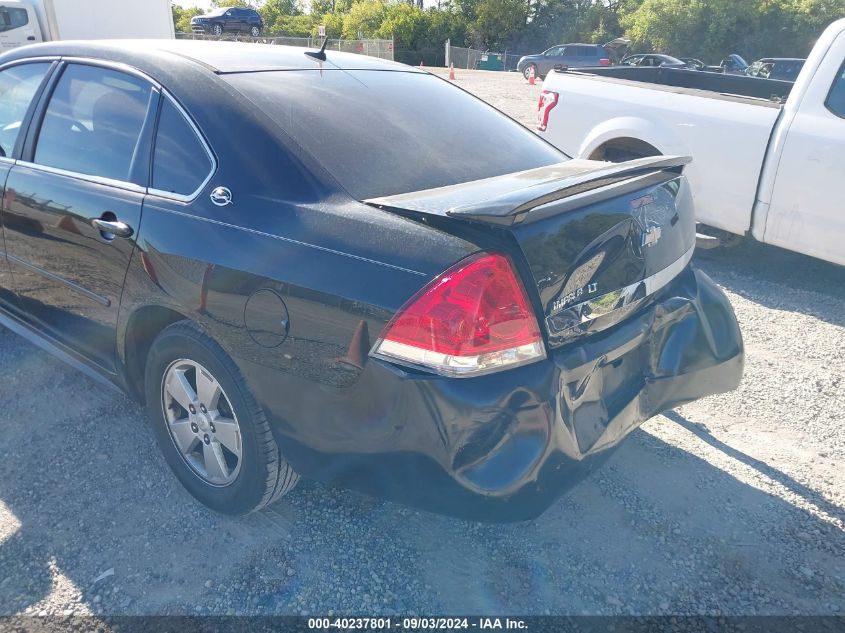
left=0, top=41, right=743, bottom=521
left=620, top=53, right=688, bottom=68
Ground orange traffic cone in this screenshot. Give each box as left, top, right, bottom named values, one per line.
left=528, top=65, right=536, bottom=85
left=337, top=320, right=369, bottom=369
left=448, top=63, right=456, bottom=80
left=419, top=60, right=424, bottom=69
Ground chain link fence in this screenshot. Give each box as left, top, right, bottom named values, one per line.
left=445, top=42, right=483, bottom=70
left=442, top=40, right=533, bottom=72
left=394, top=48, right=444, bottom=67
left=175, top=33, right=394, bottom=61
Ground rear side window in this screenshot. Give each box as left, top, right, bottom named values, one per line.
left=0, top=7, right=29, bottom=32
left=0, top=63, right=49, bottom=157
left=226, top=70, right=564, bottom=199
left=826, top=63, right=845, bottom=118
left=35, top=64, right=153, bottom=182
left=152, top=98, right=213, bottom=197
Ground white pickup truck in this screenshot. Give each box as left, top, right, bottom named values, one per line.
left=538, top=18, right=845, bottom=266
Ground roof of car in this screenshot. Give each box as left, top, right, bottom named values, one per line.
left=756, top=57, right=806, bottom=63
left=0, top=39, right=417, bottom=75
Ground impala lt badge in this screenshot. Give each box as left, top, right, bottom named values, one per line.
left=552, top=282, right=599, bottom=313
left=210, top=186, right=233, bottom=206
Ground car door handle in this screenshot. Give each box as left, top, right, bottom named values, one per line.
left=91, top=218, right=134, bottom=239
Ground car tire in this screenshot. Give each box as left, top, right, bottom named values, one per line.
left=211, top=23, right=223, bottom=36
left=523, top=64, right=538, bottom=80
left=144, top=320, right=299, bottom=515
left=250, top=26, right=261, bottom=37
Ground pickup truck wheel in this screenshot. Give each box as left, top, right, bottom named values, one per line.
left=145, top=321, right=299, bottom=515
left=590, top=139, right=662, bottom=163
left=523, top=64, right=538, bottom=80
left=250, top=26, right=261, bottom=37
left=211, top=24, right=223, bottom=36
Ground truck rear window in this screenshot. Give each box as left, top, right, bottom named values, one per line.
left=0, top=7, right=28, bottom=32
left=226, top=70, right=566, bottom=199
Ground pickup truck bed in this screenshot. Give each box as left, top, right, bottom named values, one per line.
left=539, top=18, right=845, bottom=266
left=562, top=66, right=794, bottom=103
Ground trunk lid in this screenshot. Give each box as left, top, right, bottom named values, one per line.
left=366, top=157, right=696, bottom=348
left=603, top=37, right=631, bottom=64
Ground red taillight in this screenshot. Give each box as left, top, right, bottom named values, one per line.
left=536, top=90, right=559, bottom=132
left=373, top=253, right=545, bottom=377
left=599, top=58, right=611, bottom=66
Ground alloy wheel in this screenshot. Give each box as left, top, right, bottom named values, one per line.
left=161, top=359, right=242, bottom=487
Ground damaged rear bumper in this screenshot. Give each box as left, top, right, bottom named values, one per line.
left=278, top=266, right=743, bottom=522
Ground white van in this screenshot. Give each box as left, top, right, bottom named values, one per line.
left=0, top=0, right=174, bottom=51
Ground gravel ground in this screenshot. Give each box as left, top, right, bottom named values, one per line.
left=0, top=68, right=843, bottom=617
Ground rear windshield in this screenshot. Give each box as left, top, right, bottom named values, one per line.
left=225, top=70, right=565, bottom=199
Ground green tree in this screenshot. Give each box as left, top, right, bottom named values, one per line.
left=470, top=0, right=527, bottom=49
left=621, top=0, right=844, bottom=61
left=172, top=5, right=203, bottom=33
left=258, top=0, right=310, bottom=35
left=375, top=3, right=427, bottom=46
left=314, top=12, right=344, bottom=37
left=341, top=0, right=387, bottom=38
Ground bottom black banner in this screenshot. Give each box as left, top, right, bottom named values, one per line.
left=0, top=616, right=844, bottom=633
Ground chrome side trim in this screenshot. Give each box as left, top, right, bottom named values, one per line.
left=14, top=160, right=147, bottom=194
left=146, top=91, right=218, bottom=204
left=547, top=245, right=695, bottom=334
left=59, top=57, right=163, bottom=90
left=0, top=57, right=60, bottom=73
left=6, top=252, right=112, bottom=307
left=11, top=57, right=215, bottom=202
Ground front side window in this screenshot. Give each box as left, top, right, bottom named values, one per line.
left=0, top=7, right=29, bottom=32
left=826, top=62, right=845, bottom=118
left=35, top=64, right=153, bottom=182
left=152, top=98, right=213, bottom=197
left=0, top=63, right=49, bottom=158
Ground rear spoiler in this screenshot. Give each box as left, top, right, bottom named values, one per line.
left=366, top=156, right=690, bottom=226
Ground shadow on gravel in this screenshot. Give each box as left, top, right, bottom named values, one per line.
left=1, top=329, right=843, bottom=616
left=693, top=240, right=845, bottom=327
left=664, top=410, right=845, bottom=527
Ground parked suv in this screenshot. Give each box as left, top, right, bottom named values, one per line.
left=191, top=7, right=263, bottom=37
left=516, top=39, right=629, bottom=79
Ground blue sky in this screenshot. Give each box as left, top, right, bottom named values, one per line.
left=174, top=0, right=215, bottom=9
